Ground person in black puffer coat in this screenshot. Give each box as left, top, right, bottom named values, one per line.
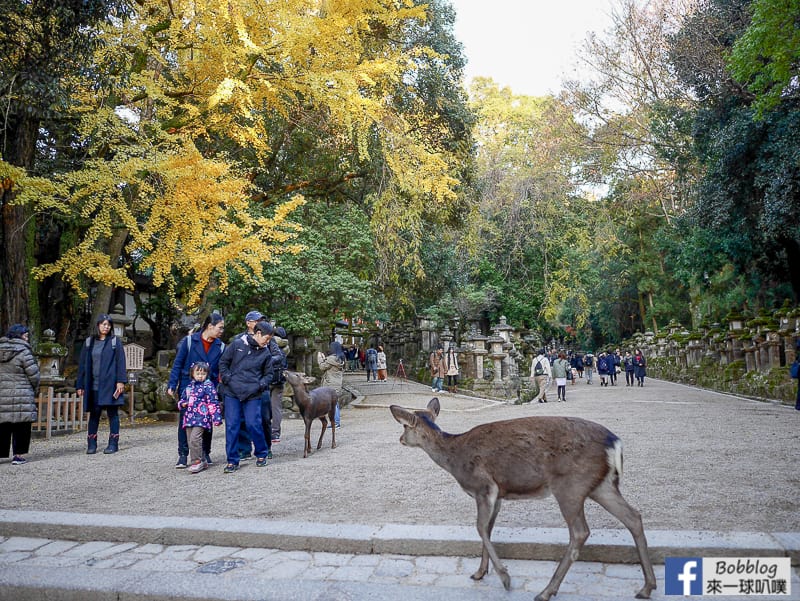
left=0, top=324, right=40, bottom=465
left=218, top=321, right=274, bottom=472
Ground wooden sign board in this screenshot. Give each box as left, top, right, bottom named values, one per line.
left=124, top=343, right=145, bottom=371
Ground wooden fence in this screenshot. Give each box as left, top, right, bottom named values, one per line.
left=33, top=387, right=87, bottom=439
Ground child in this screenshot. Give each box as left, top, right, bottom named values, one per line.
left=178, top=362, right=222, bottom=473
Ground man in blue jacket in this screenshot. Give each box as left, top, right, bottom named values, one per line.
left=219, top=321, right=274, bottom=473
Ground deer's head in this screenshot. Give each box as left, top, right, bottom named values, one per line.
left=390, top=397, right=441, bottom=447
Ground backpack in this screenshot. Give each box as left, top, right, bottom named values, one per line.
left=791, top=360, right=800, bottom=379
left=533, top=360, right=545, bottom=377
left=182, top=333, right=225, bottom=356
left=598, top=357, right=608, bottom=372
left=583, top=355, right=592, bottom=367
left=85, top=335, right=117, bottom=350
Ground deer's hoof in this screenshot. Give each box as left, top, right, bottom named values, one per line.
left=499, top=570, right=511, bottom=591
left=635, top=588, right=653, bottom=599
left=470, top=570, right=485, bottom=582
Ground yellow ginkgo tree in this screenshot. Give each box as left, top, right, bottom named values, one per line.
left=28, top=0, right=462, bottom=311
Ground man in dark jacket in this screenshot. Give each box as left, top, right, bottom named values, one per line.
left=219, top=321, right=274, bottom=472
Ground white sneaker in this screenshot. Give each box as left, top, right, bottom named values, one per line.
left=189, top=461, right=207, bottom=473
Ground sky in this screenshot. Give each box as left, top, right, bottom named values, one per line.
left=452, top=0, right=617, bottom=97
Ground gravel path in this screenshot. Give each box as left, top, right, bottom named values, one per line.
left=2, top=373, right=798, bottom=534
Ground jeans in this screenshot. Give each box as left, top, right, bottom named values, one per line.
left=585, top=367, right=594, bottom=383
left=224, top=395, right=268, bottom=465
left=431, top=376, right=443, bottom=392
left=270, top=384, right=283, bottom=439
left=237, top=393, right=272, bottom=457
left=88, top=405, right=120, bottom=437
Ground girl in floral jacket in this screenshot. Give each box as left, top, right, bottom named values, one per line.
left=179, top=362, right=222, bottom=473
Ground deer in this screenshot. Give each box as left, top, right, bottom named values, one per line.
left=283, top=370, right=337, bottom=458
left=390, top=398, right=656, bottom=601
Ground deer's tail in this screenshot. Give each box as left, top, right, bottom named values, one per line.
left=604, top=432, right=623, bottom=485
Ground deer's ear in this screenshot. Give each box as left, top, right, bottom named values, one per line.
left=390, top=405, right=417, bottom=426
left=427, top=397, right=440, bottom=419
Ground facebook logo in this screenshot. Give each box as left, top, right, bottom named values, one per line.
left=665, top=557, right=703, bottom=595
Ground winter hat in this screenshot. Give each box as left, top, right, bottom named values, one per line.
left=6, top=324, right=29, bottom=339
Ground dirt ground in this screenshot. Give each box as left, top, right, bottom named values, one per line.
left=2, top=373, right=798, bottom=535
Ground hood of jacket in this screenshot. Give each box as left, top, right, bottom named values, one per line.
left=0, top=337, right=29, bottom=363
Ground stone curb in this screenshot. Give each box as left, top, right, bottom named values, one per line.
left=1, top=510, right=797, bottom=566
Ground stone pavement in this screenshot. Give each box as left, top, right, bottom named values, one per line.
left=0, top=371, right=798, bottom=600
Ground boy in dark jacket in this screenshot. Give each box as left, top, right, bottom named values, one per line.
left=219, top=321, right=274, bottom=472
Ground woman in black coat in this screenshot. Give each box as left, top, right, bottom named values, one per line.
left=76, top=314, right=127, bottom=454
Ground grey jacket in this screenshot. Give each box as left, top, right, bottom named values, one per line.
left=0, top=336, right=40, bottom=423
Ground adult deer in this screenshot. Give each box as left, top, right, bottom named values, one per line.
left=283, top=371, right=337, bottom=458
left=390, top=398, right=656, bottom=601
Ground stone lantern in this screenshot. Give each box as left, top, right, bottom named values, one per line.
left=487, top=329, right=506, bottom=385
left=109, top=303, right=132, bottom=342
left=35, top=329, right=68, bottom=385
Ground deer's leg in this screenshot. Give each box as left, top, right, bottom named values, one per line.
left=590, top=480, right=657, bottom=599
left=330, top=408, right=336, bottom=449
left=471, top=497, right=502, bottom=583
left=316, top=417, right=327, bottom=450
left=472, top=485, right=510, bottom=590
left=303, top=421, right=311, bottom=458
left=536, top=498, right=590, bottom=601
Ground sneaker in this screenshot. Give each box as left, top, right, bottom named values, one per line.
left=239, top=453, right=252, bottom=461
left=223, top=463, right=239, bottom=473
left=203, top=453, right=213, bottom=465
left=255, top=457, right=267, bottom=467
left=267, top=451, right=273, bottom=460
left=175, top=456, right=188, bottom=469
left=271, top=438, right=280, bottom=444
left=11, top=455, right=26, bottom=465
left=189, top=461, right=207, bottom=474
left=431, top=387, right=437, bottom=392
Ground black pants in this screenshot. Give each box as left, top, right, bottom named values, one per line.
left=626, top=370, right=635, bottom=385
left=0, top=422, right=32, bottom=457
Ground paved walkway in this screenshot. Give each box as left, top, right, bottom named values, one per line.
left=0, top=372, right=798, bottom=599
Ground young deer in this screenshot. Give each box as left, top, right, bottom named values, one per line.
left=390, top=398, right=656, bottom=601
left=283, top=371, right=337, bottom=458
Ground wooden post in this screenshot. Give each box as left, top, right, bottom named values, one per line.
left=46, top=386, right=54, bottom=439
left=129, top=382, right=135, bottom=425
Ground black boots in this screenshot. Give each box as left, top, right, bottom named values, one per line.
left=87, top=434, right=98, bottom=454
left=103, top=433, right=119, bottom=454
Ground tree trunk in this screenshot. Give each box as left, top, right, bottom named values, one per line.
left=90, top=227, right=130, bottom=327
left=0, top=115, right=39, bottom=333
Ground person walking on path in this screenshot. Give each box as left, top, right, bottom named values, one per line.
left=167, top=312, right=225, bottom=468
left=624, top=351, right=635, bottom=386
left=445, top=345, right=460, bottom=393
left=0, top=325, right=40, bottom=465
left=270, top=327, right=290, bottom=443
left=597, top=352, right=610, bottom=387
left=178, top=362, right=222, bottom=473
left=529, top=349, right=552, bottom=403
left=429, top=346, right=446, bottom=393
left=319, top=342, right=345, bottom=428
left=376, top=345, right=388, bottom=382
left=218, top=321, right=274, bottom=473
left=76, top=314, right=127, bottom=455
left=551, top=351, right=570, bottom=402
left=609, top=348, right=621, bottom=386
left=365, top=346, right=378, bottom=381
left=633, top=349, right=647, bottom=387
left=583, top=352, right=594, bottom=384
